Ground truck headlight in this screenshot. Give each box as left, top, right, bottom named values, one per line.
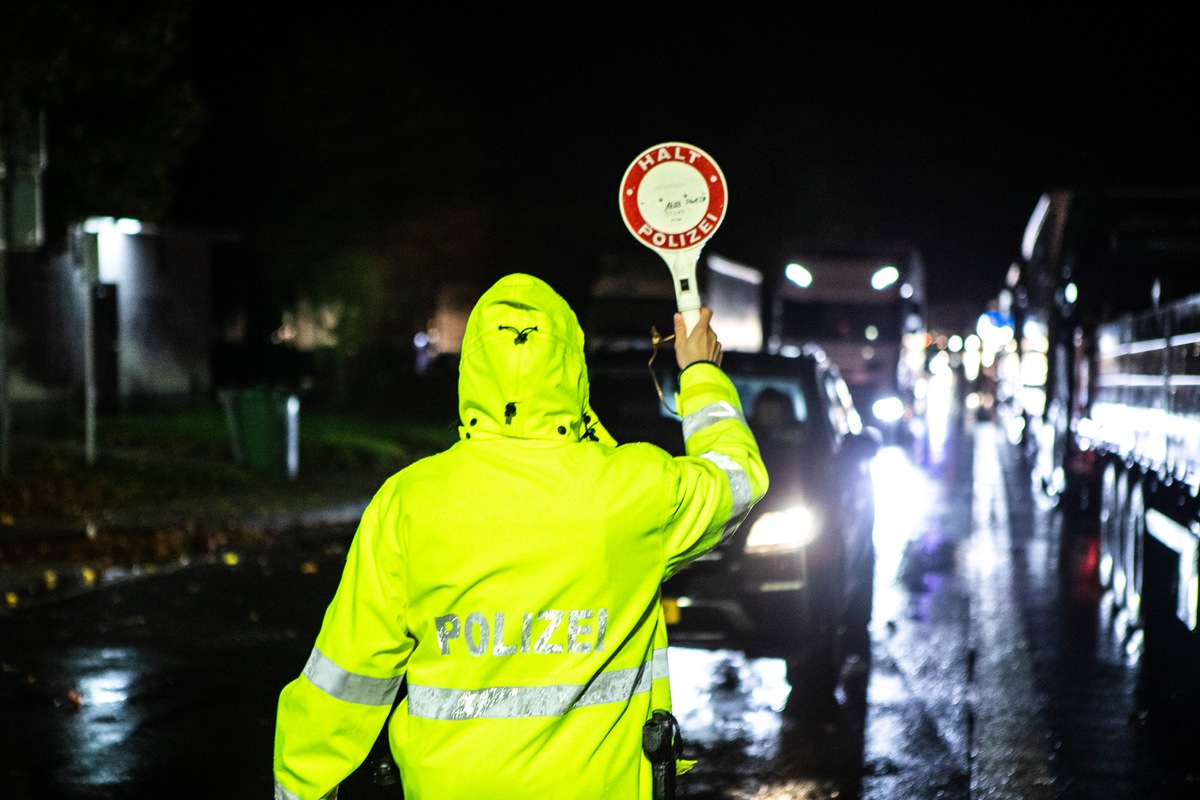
left=744, top=506, right=817, bottom=554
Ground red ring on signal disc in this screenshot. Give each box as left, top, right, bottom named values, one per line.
left=619, top=144, right=727, bottom=251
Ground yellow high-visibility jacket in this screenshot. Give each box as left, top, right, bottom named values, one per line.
left=274, top=273, right=768, bottom=799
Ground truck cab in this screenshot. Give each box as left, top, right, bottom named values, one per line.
left=766, top=244, right=929, bottom=438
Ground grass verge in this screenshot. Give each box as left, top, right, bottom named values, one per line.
left=0, top=403, right=459, bottom=521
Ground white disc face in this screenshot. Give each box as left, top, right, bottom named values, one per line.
left=635, top=160, right=713, bottom=235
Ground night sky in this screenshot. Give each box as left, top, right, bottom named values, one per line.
left=168, top=7, right=1198, bottom=327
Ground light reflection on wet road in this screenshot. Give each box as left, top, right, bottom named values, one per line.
left=3, top=418, right=1200, bottom=798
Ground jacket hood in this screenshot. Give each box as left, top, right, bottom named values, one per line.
left=457, top=273, right=599, bottom=442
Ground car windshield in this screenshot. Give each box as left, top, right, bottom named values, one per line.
left=734, top=379, right=807, bottom=424
left=588, top=353, right=815, bottom=454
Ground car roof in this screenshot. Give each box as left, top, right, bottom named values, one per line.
left=587, top=347, right=825, bottom=372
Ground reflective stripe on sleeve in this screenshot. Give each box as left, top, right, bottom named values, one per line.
left=700, top=451, right=752, bottom=542
left=301, top=647, right=402, bottom=706
left=681, top=400, right=745, bottom=441
left=408, top=647, right=670, bottom=721
left=275, top=781, right=337, bottom=800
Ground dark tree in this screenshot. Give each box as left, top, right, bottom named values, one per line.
left=2, top=0, right=204, bottom=245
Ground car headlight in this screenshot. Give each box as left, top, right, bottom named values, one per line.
left=872, top=395, right=905, bottom=423
left=744, top=506, right=817, bottom=554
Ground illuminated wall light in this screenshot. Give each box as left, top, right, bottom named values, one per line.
left=785, top=263, right=812, bottom=288
left=82, top=216, right=144, bottom=236
left=871, top=265, right=899, bottom=290
left=82, top=216, right=113, bottom=234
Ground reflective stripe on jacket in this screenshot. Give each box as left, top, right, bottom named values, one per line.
left=274, top=273, right=767, bottom=799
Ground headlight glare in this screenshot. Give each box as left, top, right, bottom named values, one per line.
left=744, top=506, right=817, bottom=554
left=872, top=395, right=906, bottom=423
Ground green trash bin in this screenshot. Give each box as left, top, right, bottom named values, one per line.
left=220, top=387, right=300, bottom=480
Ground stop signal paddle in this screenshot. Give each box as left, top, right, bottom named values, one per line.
left=619, top=142, right=728, bottom=334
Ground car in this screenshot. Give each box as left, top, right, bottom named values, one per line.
left=586, top=346, right=879, bottom=701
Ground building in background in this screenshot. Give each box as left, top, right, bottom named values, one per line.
left=9, top=217, right=237, bottom=418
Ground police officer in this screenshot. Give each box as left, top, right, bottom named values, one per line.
left=273, top=273, right=768, bottom=799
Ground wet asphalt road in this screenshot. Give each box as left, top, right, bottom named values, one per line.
left=2, top=418, right=1200, bottom=799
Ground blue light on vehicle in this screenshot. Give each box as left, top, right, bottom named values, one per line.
left=872, top=395, right=905, bottom=423
left=744, top=506, right=817, bottom=553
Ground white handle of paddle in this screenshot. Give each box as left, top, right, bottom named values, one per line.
left=664, top=249, right=703, bottom=335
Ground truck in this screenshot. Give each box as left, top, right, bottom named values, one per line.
left=765, top=242, right=929, bottom=435
left=585, top=243, right=930, bottom=435
left=1009, top=187, right=1200, bottom=675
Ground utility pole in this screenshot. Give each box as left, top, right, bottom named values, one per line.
left=81, top=227, right=98, bottom=465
